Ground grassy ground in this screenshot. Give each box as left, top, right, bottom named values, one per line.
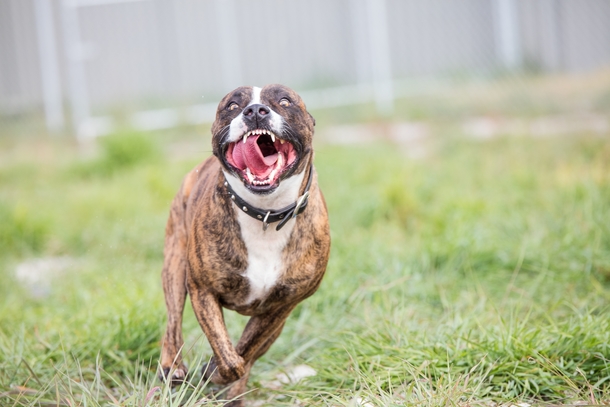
left=1, top=77, right=610, bottom=406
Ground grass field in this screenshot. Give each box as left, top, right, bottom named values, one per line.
left=1, top=76, right=610, bottom=406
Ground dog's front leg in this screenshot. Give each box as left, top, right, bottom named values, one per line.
left=160, top=195, right=189, bottom=385
left=189, top=288, right=246, bottom=384
left=160, top=251, right=188, bottom=384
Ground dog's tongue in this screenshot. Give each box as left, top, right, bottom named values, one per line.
left=232, top=135, right=278, bottom=178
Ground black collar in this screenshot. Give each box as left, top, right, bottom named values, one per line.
left=223, top=164, right=313, bottom=231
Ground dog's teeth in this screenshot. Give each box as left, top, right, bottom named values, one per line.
left=277, top=152, right=284, bottom=167
left=270, top=133, right=276, bottom=143
left=280, top=139, right=285, bottom=144
left=251, top=177, right=272, bottom=186
left=268, top=168, right=277, bottom=181
left=243, top=133, right=248, bottom=143
left=246, top=168, right=254, bottom=182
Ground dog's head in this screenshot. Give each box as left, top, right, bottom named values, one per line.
left=212, top=84, right=315, bottom=194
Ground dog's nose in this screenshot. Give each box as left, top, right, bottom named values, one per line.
left=242, top=104, right=270, bottom=121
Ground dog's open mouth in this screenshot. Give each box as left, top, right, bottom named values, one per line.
left=225, top=129, right=298, bottom=190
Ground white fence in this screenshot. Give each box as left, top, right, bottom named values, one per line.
left=1, top=0, right=610, bottom=137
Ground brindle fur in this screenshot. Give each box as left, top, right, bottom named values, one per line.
left=160, top=85, right=330, bottom=406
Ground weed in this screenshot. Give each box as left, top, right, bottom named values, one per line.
left=1, top=127, right=609, bottom=406
left=0, top=202, right=49, bottom=256
left=70, top=130, right=161, bottom=177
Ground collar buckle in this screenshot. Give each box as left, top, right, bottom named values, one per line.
left=293, top=191, right=309, bottom=218
left=262, top=211, right=271, bottom=232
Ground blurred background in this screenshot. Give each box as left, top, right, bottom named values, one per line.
left=1, top=0, right=609, bottom=139
left=2, top=2, right=610, bottom=405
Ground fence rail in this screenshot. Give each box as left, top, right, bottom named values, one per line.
left=1, top=0, right=609, bottom=137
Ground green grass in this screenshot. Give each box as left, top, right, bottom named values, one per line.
left=0, top=126, right=609, bottom=406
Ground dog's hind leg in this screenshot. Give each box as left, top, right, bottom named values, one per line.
left=160, top=192, right=189, bottom=385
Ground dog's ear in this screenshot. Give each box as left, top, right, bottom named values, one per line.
left=211, top=118, right=222, bottom=158
left=309, top=112, right=316, bottom=127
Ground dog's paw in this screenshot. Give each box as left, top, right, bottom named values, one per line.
left=202, top=357, right=228, bottom=385
left=202, top=356, right=245, bottom=385
left=201, top=357, right=217, bottom=381
left=159, top=364, right=188, bottom=386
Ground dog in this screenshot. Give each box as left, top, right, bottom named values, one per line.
left=159, top=84, right=331, bottom=406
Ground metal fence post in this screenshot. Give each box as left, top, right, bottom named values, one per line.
left=365, top=0, right=394, bottom=116
left=34, top=0, right=65, bottom=133
left=60, top=0, right=92, bottom=139
left=493, top=0, right=521, bottom=70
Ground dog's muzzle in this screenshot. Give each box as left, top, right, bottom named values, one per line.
left=224, top=106, right=300, bottom=193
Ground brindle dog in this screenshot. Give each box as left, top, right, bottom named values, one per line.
left=159, top=84, right=330, bottom=406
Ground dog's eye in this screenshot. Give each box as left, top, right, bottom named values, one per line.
left=228, top=102, right=239, bottom=111
left=279, top=98, right=291, bottom=107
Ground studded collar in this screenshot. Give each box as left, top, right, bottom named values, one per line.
left=223, top=164, right=313, bottom=231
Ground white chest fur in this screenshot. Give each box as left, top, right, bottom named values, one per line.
left=237, top=212, right=295, bottom=303
left=224, top=170, right=305, bottom=304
